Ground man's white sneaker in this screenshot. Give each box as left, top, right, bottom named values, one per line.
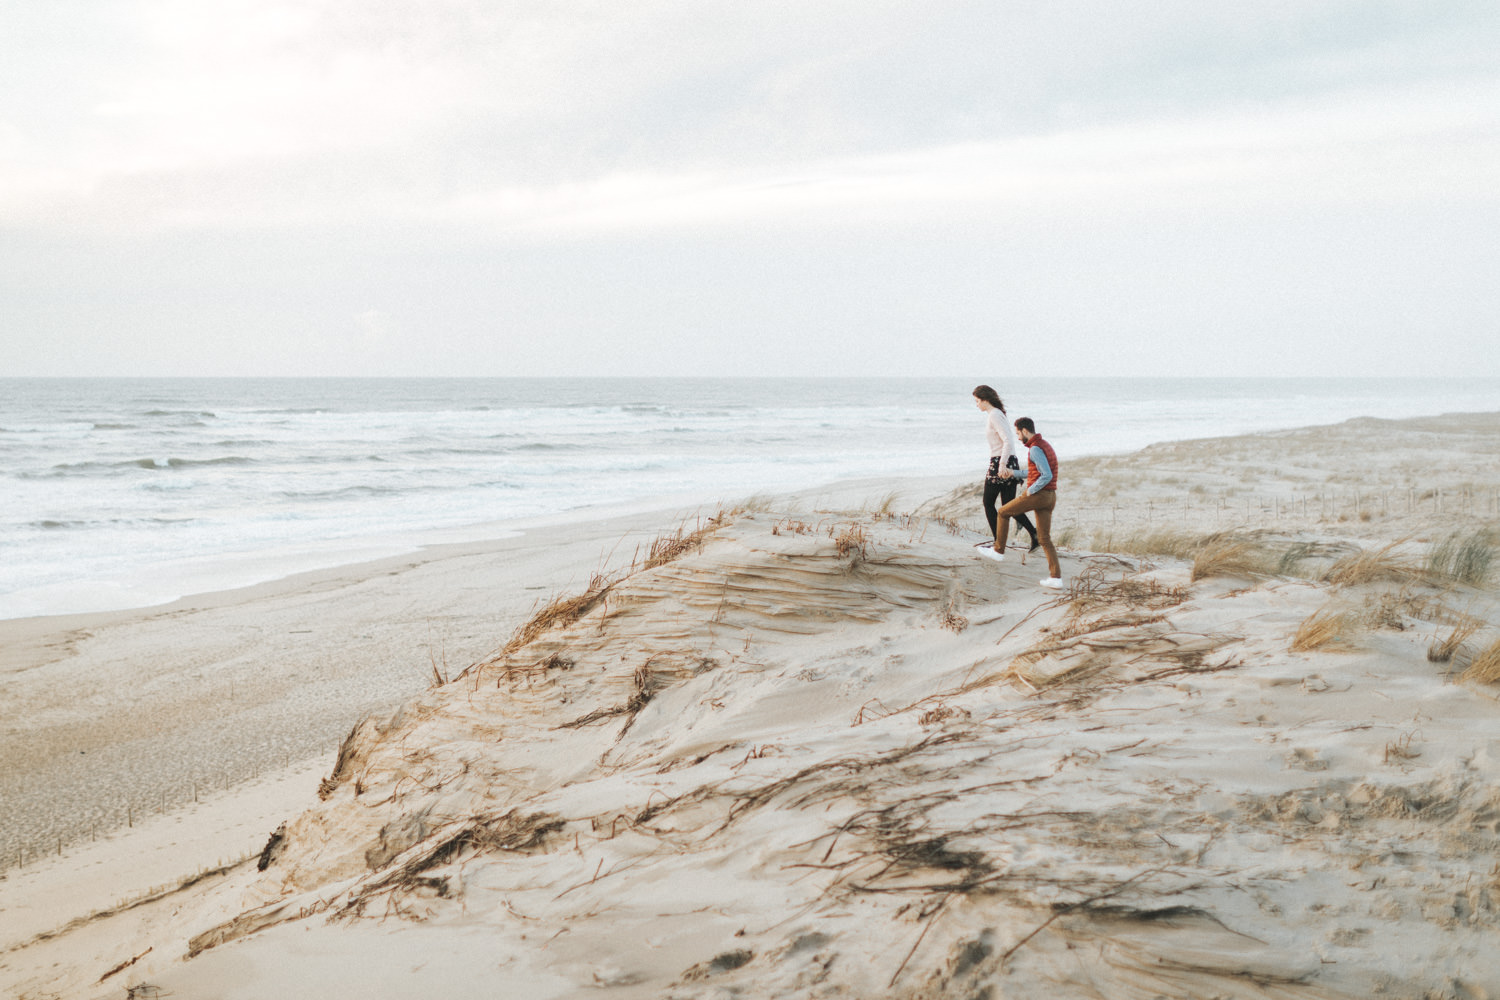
left=977, top=547, right=1005, bottom=562
left=1039, top=577, right=1064, bottom=590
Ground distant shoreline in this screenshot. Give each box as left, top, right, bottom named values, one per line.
left=9, top=404, right=1500, bottom=625
left=6, top=376, right=1500, bottom=622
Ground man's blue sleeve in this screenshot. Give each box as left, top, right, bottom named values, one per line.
left=1027, top=446, right=1052, bottom=494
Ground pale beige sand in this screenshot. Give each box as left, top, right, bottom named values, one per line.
left=0, top=504, right=780, bottom=873
left=3, top=414, right=1500, bottom=999
left=0, top=480, right=946, bottom=908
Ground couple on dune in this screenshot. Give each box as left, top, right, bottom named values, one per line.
left=972, top=385, right=1063, bottom=590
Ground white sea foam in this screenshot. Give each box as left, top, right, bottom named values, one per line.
left=3, top=376, right=1498, bottom=620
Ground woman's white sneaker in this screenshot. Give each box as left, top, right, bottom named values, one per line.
left=977, top=547, right=1005, bottom=562
left=1039, top=577, right=1063, bottom=589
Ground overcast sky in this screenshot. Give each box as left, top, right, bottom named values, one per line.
left=2, top=1, right=1496, bottom=377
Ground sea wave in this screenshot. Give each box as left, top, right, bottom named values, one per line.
left=272, top=484, right=429, bottom=501
left=27, top=516, right=196, bottom=531
left=31, top=456, right=257, bottom=477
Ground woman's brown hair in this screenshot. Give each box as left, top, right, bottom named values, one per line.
left=972, top=385, right=1005, bottom=412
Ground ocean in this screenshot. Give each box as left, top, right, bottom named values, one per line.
left=4, top=376, right=1499, bottom=621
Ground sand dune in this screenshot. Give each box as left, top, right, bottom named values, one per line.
left=3, top=415, right=1500, bottom=999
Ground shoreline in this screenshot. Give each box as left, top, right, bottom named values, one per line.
left=0, top=475, right=972, bottom=627
left=8, top=403, right=1500, bottom=626
left=2, top=472, right=966, bottom=634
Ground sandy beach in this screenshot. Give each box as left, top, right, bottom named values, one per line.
left=4, top=412, right=1500, bottom=999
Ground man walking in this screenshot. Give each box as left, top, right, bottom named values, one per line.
left=996, top=417, right=1064, bottom=589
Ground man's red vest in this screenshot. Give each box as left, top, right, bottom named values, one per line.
left=1025, top=434, right=1059, bottom=492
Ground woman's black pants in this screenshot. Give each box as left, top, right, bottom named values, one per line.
left=984, top=478, right=1036, bottom=546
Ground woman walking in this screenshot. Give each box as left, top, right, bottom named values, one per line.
left=972, top=385, right=1037, bottom=561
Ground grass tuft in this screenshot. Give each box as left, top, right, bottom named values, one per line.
left=1292, top=587, right=1437, bottom=653
left=1321, top=540, right=1419, bottom=588
left=1291, top=605, right=1359, bottom=652
left=1461, top=637, right=1500, bottom=685
left=1427, top=530, right=1495, bottom=587
left=833, top=522, right=870, bottom=560
left=1190, top=536, right=1271, bottom=582
left=1085, top=529, right=1200, bottom=560
left=642, top=514, right=723, bottom=570
left=1429, top=617, right=1481, bottom=663
left=497, top=572, right=615, bottom=660
left=1272, top=540, right=1359, bottom=578
left=1082, top=529, right=1364, bottom=583
left=735, top=493, right=775, bottom=514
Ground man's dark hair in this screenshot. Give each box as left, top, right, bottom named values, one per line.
left=1013, top=416, right=1035, bottom=434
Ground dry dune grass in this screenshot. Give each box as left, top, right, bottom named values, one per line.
left=1189, top=535, right=1273, bottom=581
left=1006, top=564, right=1226, bottom=688
left=1082, top=528, right=1200, bottom=561
left=1081, top=529, right=1352, bottom=584
left=1461, top=637, right=1500, bottom=685
left=1427, top=529, right=1496, bottom=587
left=1429, top=617, right=1481, bottom=663
left=1189, top=533, right=1369, bottom=582
left=1292, top=587, right=1444, bottom=654
left=468, top=513, right=733, bottom=675
left=642, top=512, right=726, bottom=570
left=734, top=493, right=775, bottom=514
left=1321, top=539, right=1420, bottom=588
left=1062, top=563, right=1188, bottom=620
left=833, top=522, right=870, bottom=560
left=1290, top=605, right=1360, bottom=652
left=1010, top=620, right=1234, bottom=689
left=1272, top=539, right=1361, bottom=577
left=489, top=570, right=616, bottom=663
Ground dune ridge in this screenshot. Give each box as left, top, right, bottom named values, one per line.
left=4, top=414, right=1500, bottom=998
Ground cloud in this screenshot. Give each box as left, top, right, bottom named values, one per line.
left=4, top=1, right=1496, bottom=234
left=424, top=73, right=1500, bottom=235
left=2, top=1, right=1497, bottom=377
